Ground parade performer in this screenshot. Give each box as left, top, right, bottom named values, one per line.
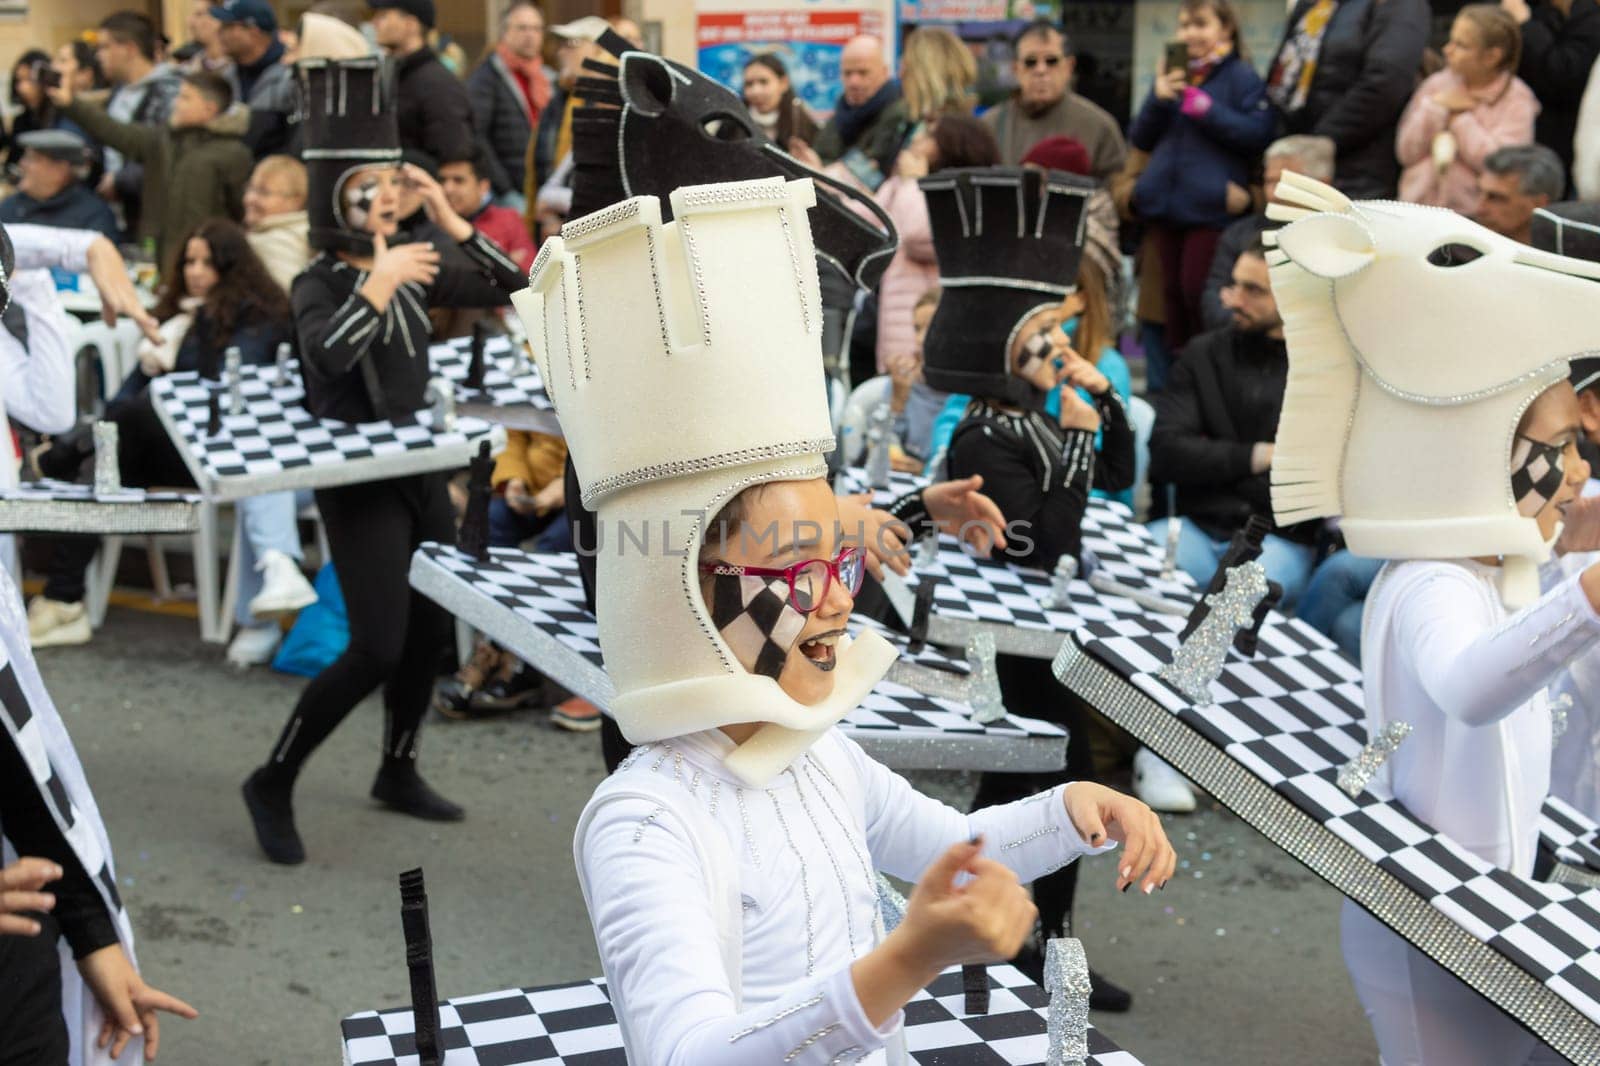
left=513, top=177, right=1173, bottom=1065
left=1268, top=172, right=1600, bottom=1065
left=0, top=216, right=196, bottom=1066
left=919, top=165, right=1139, bottom=1007
left=242, top=56, right=523, bottom=865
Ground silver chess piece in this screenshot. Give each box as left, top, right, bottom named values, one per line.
left=274, top=340, right=292, bottom=386
left=1044, top=938, right=1091, bottom=1066
left=916, top=532, right=941, bottom=570
left=92, top=422, right=121, bottom=496
left=865, top=401, right=894, bottom=489
left=1044, top=555, right=1078, bottom=611
left=965, top=632, right=1005, bottom=724
left=1158, top=561, right=1269, bottom=705
left=224, top=345, right=244, bottom=415
left=1337, top=721, right=1413, bottom=797
left=426, top=376, right=457, bottom=432
left=1160, top=516, right=1183, bottom=582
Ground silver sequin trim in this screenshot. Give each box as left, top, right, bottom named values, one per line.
left=736, top=787, right=761, bottom=868
left=785, top=1024, right=842, bottom=1062
left=727, top=991, right=824, bottom=1043
left=827, top=1047, right=867, bottom=1065
left=1002, top=825, right=1060, bottom=850
left=769, top=790, right=816, bottom=976
left=632, top=806, right=667, bottom=844
left=788, top=768, right=856, bottom=955
left=581, top=437, right=837, bottom=506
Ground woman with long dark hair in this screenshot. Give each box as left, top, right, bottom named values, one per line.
left=5, top=50, right=97, bottom=178
left=741, top=53, right=818, bottom=151
left=28, top=219, right=297, bottom=648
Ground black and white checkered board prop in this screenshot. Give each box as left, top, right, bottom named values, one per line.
left=408, top=543, right=1066, bottom=773
left=1056, top=611, right=1600, bottom=1060
left=834, top=466, right=1196, bottom=659
left=150, top=364, right=504, bottom=499
left=341, top=965, right=1144, bottom=1066
left=0, top=478, right=201, bottom=533
left=430, top=335, right=554, bottom=413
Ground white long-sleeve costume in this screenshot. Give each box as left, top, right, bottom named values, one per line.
left=1, top=225, right=91, bottom=487
left=576, top=727, right=1109, bottom=1066
left=1343, top=559, right=1600, bottom=1065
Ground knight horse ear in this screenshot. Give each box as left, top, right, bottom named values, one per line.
left=620, top=52, right=676, bottom=117
left=1272, top=212, right=1376, bottom=280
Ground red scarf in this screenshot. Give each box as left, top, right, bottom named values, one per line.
left=498, top=41, right=552, bottom=119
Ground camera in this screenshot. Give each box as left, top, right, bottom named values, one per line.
left=30, top=60, right=62, bottom=90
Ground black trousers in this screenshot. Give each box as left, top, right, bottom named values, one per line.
left=0, top=913, right=69, bottom=1066
left=260, top=472, right=454, bottom=784
left=971, top=654, right=1097, bottom=940
left=42, top=391, right=196, bottom=604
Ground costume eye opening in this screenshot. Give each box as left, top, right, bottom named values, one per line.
left=1426, top=242, right=1485, bottom=268
left=700, top=112, right=754, bottom=142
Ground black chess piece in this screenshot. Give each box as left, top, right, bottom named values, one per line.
left=399, top=868, right=442, bottom=1066
left=1235, top=579, right=1283, bottom=657
left=467, top=320, right=490, bottom=391
left=963, top=962, right=990, bottom=1015
left=1178, top=514, right=1272, bottom=653
left=206, top=388, right=223, bottom=437
left=458, top=441, right=494, bottom=561
left=906, top=578, right=938, bottom=655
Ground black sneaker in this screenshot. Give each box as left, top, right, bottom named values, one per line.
left=242, top=768, right=305, bottom=865
left=371, top=765, right=465, bottom=822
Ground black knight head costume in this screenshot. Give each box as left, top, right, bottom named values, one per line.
left=919, top=167, right=1095, bottom=409
left=299, top=56, right=401, bottom=256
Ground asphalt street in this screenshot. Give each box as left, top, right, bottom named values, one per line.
left=36, top=608, right=1377, bottom=1065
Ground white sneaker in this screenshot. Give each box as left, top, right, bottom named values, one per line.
left=227, top=623, right=282, bottom=667
left=1133, top=747, right=1197, bottom=813
left=248, top=550, right=317, bottom=617
left=27, top=597, right=91, bottom=648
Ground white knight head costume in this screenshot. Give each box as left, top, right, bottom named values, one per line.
left=1266, top=173, right=1600, bottom=605
left=511, top=177, right=895, bottom=786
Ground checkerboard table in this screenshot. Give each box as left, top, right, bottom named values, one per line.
left=341, top=964, right=1145, bottom=1066
left=408, top=543, right=1067, bottom=772
left=430, top=335, right=560, bottom=435
left=834, top=467, right=1196, bottom=660
left=0, top=479, right=200, bottom=534
left=1054, top=611, right=1600, bottom=1062
left=149, top=363, right=506, bottom=500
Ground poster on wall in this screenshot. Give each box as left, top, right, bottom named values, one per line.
left=696, top=0, right=895, bottom=116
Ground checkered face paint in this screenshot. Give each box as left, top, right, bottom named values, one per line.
left=707, top=572, right=808, bottom=681
left=343, top=175, right=382, bottom=233
left=1511, top=435, right=1566, bottom=519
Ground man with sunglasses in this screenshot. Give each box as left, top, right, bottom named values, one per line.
left=981, top=19, right=1126, bottom=181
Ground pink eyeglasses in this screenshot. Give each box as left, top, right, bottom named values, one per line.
left=699, top=546, right=866, bottom=614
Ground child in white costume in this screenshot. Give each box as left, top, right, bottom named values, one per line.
left=513, top=178, right=1176, bottom=1066
left=1267, top=174, right=1600, bottom=1065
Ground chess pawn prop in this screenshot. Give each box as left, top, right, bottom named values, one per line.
left=457, top=441, right=494, bottom=561
left=206, top=387, right=223, bottom=438
left=426, top=376, right=457, bottom=432
left=92, top=421, right=121, bottom=496
left=1159, top=561, right=1269, bottom=705
left=916, top=529, right=941, bottom=570
left=1160, top=516, right=1183, bottom=582
left=965, top=632, right=1005, bottom=724
left=1044, top=554, right=1078, bottom=611
left=865, top=401, right=894, bottom=489
left=468, top=320, right=490, bottom=391
left=1044, top=938, right=1091, bottom=1066
left=398, top=868, right=442, bottom=1066
left=274, top=340, right=292, bottom=386
left=224, top=345, right=244, bottom=415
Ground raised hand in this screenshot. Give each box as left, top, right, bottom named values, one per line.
left=371, top=231, right=441, bottom=289
left=895, top=837, right=1039, bottom=971
left=922, top=475, right=1007, bottom=556
left=1063, top=782, right=1178, bottom=894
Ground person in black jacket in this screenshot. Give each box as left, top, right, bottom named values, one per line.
left=242, top=58, right=523, bottom=866
left=467, top=0, right=552, bottom=209
left=1504, top=0, right=1600, bottom=187
left=1266, top=0, right=1430, bottom=200
left=371, top=0, right=483, bottom=187
left=0, top=130, right=119, bottom=242
left=1149, top=238, right=1319, bottom=605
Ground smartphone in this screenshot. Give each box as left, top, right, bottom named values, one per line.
left=31, top=60, right=61, bottom=90
left=1164, top=40, right=1189, bottom=75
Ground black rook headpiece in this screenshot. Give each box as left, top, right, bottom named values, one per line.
left=298, top=57, right=401, bottom=256
left=919, top=166, right=1095, bottom=408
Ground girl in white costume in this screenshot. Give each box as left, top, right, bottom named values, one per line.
left=514, top=177, right=1176, bottom=1066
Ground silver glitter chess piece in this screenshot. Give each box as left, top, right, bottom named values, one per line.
left=1044, top=938, right=1091, bottom=1066
left=1337, top=721, right=1414, bottom=797
left=1160, top=516, right=1183, bottom=582
left=1158, top=561, right=1269, bottom=705
left=273, top=340, right=292, bottom=386
left=426, top=376, right=457, bottom=432
left=865, top=401, right=893, bottom=489
left=965, top=632, right=1005, bottom=724
left=916, top=531, right=941, bottom=570
left=1043, top=555, right=1078, bottom=611
left=224, top=345, right=243, bottom=415
left=92, top=422, right=120, bottom=496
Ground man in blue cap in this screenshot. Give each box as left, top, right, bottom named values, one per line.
left=212, top=0, right=297, bottom=157
left=0, top=131, right=119, bottom=241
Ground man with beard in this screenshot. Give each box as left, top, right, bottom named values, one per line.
left=1148, top=237, right=1320, bottom=606
left=981, top=20, right=1126, bottom=181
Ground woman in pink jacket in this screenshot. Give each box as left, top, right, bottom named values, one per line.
left=1396, top=4, right=1539, bottom=214
left=872, top=115, right=999, bottom=376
